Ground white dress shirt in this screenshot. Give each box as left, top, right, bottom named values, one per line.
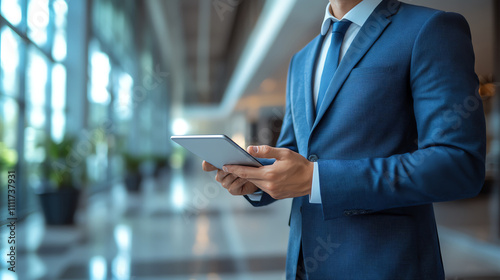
left=248, top=0, right=382, bottom=203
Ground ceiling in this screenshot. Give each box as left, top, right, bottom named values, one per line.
left=145, top=0, right=496, bottom=119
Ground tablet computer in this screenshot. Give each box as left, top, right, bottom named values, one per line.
left=170, top=135, right=263, bottom=169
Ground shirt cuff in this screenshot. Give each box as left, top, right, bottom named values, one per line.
left=247, top=190, right=263, bottom=201
left=309, top=162, right=322, bottom=204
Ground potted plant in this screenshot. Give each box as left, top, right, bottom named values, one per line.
left=0, top=142, right=18, bottom=198
left=0, top=141, right=17, bottom=171
left=37, top=136, right=84, bottom=225
left=123, top=153, right=143, bottom=192
left=153, top=155, right=169, bottom=178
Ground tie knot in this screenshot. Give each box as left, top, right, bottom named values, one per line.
left=331, top=20, right=352, bottom=35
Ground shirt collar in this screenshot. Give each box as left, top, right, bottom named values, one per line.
left=320, top=0, right=383, bottom=35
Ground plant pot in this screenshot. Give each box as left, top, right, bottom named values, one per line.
left=125, top=172, right=142, bottom=192
left=38, top=188, right=80, bottom=225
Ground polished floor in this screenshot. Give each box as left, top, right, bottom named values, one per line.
left=3, top=166, right=500, bottom=279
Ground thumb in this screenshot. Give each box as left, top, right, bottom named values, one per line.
left=247, top=145, right=286, bottom=159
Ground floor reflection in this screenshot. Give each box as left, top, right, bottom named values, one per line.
left=89, top=256, right=106, bottom=280
left=169, top=170, right=187, bottom=212
left=112, top=224, right=132, bottom=280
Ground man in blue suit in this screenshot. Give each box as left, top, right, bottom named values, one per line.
left=203, top=0, right=486, bottom=278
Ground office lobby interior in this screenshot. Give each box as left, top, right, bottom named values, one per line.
left=1, top=0, right=500, bottom=279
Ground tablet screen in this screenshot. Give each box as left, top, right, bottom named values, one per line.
left=171, top=135, right=262, bottom=169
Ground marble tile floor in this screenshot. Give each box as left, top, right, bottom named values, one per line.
left=1, top=168, right=500, bottom=280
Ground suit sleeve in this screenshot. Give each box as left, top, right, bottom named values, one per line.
left=318, top=12, right=486, bottom=220
left=244, top=55, right=299, bottom=207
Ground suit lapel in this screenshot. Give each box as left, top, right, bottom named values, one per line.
left=311, top=0, right=401, bottom=132
left=303, top=35, right=325, bottom=130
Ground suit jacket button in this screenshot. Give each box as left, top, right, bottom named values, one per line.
left=308, top=154, right=319, bottom=162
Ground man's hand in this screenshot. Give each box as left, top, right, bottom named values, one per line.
left=223, top=145, right=314, bottom=200
left=202, top=160, right=260, bottom=196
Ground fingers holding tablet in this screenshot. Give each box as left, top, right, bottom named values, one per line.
left=172, top=135, right=263, bottom=196
left=213, top=166, right=259, bottom=196
left=202, top=160, right=218, bottom=172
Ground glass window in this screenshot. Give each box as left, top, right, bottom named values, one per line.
left=51, top=63, right=66, bottom=142
left=27, top=0, right=50, bottom=46
left=53, top=0, right=67, bottom=28
left=0, top=96, right=19, bottom=161
left=26, top=46, right=49, bottom=129
left=24, top=46, right=49, bottom=190
left=0, top=27, right=22, bottom=97
left=52, top=0, right=67, bottom=61
left=115, top=72, right=133, bottom=121
left=88, top=45, right=111, bottom=106
left=0, top=0, right=70, bottom=225
left=1, top=0, right=23, bottom=26
left=52, top=30, right=66, bottom=61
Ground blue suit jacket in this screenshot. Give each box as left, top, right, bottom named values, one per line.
left=246, top=1, right=486, bottom=279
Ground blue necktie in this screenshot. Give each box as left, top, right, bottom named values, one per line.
left=316, top=20, right=352, bottom=114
